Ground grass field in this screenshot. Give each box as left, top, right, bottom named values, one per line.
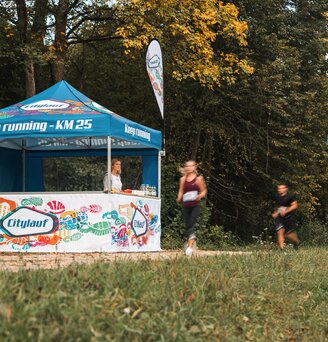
left=0, top=248, right=327, bottom=341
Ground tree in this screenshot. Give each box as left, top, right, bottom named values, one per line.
left=0, top=0, right=117, bottom=96
left=0, top=3, right=25, bottom=105
left=113, top=0, right=253, bottom=88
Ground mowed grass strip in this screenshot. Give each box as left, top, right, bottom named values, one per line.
left=0, top=248, right=327, bottom=341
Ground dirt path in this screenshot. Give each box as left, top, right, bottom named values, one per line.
left=0, top=250, right=251, bottom=272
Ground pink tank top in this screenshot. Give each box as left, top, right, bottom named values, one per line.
left=182, top=176, right=200, bottom=207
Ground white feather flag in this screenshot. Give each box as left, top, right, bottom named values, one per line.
left=146, top=39, right=164, bottom=119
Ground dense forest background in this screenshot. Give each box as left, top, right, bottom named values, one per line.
left=0, top=0, right=327, bottom=246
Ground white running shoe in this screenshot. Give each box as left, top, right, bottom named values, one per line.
left=185, top=247, right=193, bottom=256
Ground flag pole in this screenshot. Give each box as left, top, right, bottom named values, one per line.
left=146, top=39, right=165, bottom=200
left=146, top=39, right=164, bottom=153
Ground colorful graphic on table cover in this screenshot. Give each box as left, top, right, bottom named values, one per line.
left=0, top=196, right=160, bottom=251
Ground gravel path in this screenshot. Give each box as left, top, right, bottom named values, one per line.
left=0, top=250, right=251, bottom=272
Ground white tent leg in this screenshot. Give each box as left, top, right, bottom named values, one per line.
left=22, top=139, right=26, bottom=192
left=107, top=136, right=112, bottom=192
left=158, top=151, right=162, bottom=198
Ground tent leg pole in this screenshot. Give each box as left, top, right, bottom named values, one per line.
left=22, top=140, right=26, bottom=192
left=158, top=151, right=161, bottom=198
left=107, top=136, right=111, bottom=192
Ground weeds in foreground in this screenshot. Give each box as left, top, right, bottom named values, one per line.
left=0, top=248, right=327, bottom=341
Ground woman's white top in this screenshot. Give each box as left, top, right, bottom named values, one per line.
left=111, top=173, right=122, bottom=191
left=103, top=172, right=122, bottom=191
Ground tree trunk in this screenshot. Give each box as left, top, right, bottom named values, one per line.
left=50, top=0, right=69, bottom=83
left=191, top=129, right=201, bottom=161
left=32, top=0, right=49, bottom=91
left=25, top=57, right=36, bottom=98
left=16, top=0, right=36, bottom=97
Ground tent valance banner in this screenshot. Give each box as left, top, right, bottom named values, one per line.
left=0, top=80, right=162, bottom=150
left=146, top=39, right=164, bottom=119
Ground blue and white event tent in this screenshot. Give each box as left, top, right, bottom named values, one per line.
left=0, top=80, right=162, bottom=192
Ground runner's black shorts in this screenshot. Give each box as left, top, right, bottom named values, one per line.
left=275, top=215, right=296, bottom=233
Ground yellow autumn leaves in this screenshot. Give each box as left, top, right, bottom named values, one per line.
left=114, top=0, right=253, bottom=87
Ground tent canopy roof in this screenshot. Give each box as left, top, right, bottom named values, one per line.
left=0, top=81, right=162, bottom=150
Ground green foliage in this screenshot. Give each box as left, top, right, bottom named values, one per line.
left=43, top=157, right=106, bottom=191
left=160, top=160, right=185, bottom=249
left=0, top=250, right=328, bottom=340
left=43, top=156, right=142, bottom=191
left=298, top=217, right=328, bottom=246
left=0, top=9, right=25, bottom=106
left=198, top=224, right=241, bottom=250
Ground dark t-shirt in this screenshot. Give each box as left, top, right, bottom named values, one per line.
left=276, top=193, right=296, bottom=218
left=276, top=193, right=296, bottom=207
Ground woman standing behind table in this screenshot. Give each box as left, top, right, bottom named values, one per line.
left=176, top=160, right=207, bottom=256
left=103, top=159, right=122, bottom=193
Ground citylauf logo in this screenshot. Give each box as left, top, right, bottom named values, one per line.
left=0, top=207, right=59, bottom=237
left=21, top=100, right=70, bottom=111
left=131, top=205, right=148, bottom=237
left=147, top=55, right=160, bottom=68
